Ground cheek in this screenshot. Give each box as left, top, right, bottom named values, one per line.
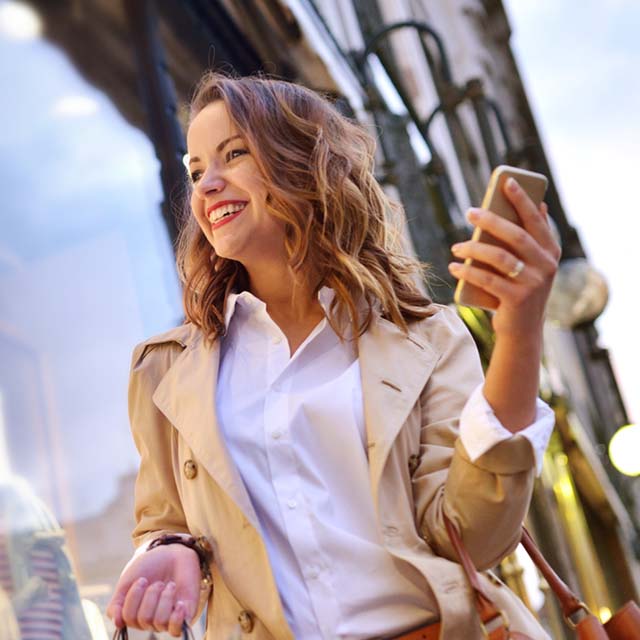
left=191, top=193, right=207, bottom=227
left=261, top=214, right=288, bottom=247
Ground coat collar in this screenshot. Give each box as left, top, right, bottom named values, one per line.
left=150, top=311, right=439, bottom=524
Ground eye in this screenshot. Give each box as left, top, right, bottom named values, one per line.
left=225, top=148, right=248, bottom=162
left=189, top=170, right=202, bottom=183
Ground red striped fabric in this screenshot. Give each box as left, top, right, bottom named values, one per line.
left=16, top=545, right=64, bottom=639
left=0, top=532, right=12, bottom=592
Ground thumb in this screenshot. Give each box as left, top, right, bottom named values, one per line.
left=174, top=557, right=203, bottom=621
left=175, top=585, right=199, bottom=624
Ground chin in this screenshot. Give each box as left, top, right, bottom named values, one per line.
left=211, top=239, right=247, bottom=263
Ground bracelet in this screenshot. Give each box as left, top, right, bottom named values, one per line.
left=147, top=534, right=213, bottom=585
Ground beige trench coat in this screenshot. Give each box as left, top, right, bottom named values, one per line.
left=128, top=304, right=549, bottom=639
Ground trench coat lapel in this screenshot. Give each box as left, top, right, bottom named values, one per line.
left=151, top=333, right=259, bottom=530
left=148, top=313, right=440, bottom=530
left=358, top=315, right=439, bottom=507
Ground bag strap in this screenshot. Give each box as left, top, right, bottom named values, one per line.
left=443, top=516, right=608, bottom=637
left=443, top=515, right=513, bottom=639
left=112, top=621, right=194, bottom=639
left=520, top=527, right=584, bottom=618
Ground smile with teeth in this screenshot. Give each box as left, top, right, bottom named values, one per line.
left=209, top=202, right=247, bottom=224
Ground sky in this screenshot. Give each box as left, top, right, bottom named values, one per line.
left=504, top=0, right=640, bottom=425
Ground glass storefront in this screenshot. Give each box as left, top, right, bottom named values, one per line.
left=0, top=2, right=183, bottom=636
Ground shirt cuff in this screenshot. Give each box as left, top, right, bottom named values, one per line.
left=459, top=383, right=555, bottom=475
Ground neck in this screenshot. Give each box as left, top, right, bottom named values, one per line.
left=245, top=259, right=322, bottom=323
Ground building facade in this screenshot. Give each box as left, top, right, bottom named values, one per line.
left=1, top=0, right=637, bottom=637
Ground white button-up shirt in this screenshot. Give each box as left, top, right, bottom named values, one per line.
left=216, top=288, right=554, bottom=639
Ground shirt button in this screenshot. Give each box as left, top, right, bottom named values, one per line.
left=308, top=567, right=319, bottom=579
left=272, top=335, right=283, bottom=345
left=271, top=430, right=282, bottom=440
left=183, top=459, right=197, bottom=480
left=237, top=610, right=255, bottom=633
left=287, top=499, right=297, bottom=509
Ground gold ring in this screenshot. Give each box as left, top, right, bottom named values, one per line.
left=507, top=260, right=525, bottom=279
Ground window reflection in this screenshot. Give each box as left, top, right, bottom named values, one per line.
left=0, top=2, right=183, bottom=636
left=0, top=475, right=94, bottom=638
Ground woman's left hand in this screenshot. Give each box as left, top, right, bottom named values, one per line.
left=448, top=177, right=561, bottom=340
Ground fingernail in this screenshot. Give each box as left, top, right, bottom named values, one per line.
left=467, top=208, right=481, bottom=222
left=506, top=177, right=519, bottom=192
left=138, top=578, right=149, bottom=588
left=451, top=244, right=462, bottom=255
left=448, top=262, right=462, bottom=272
left=167, top=581, right=176, bottom=590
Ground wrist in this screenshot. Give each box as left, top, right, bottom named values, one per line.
left=148, top=534, right=213, bottom=585
left=493, top=331, right=542, bottom=356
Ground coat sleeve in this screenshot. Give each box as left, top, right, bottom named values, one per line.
left=126, top=339, right=212, bottom=619
left=412, top=305, right=537, bottom=570
left=128, top=341, right=190, bottom=548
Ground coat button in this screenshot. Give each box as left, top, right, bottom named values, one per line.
left=408, top=453, right=420, bottom=474
left=183, top=459, right=198, bottom=480
left=238, top=610, right=255, bottom=633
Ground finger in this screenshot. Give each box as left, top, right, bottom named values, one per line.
left=121, top=577, right=149, bottom=627
left=137, top=580, right=165, bottom=630
left=451, top=242, right=533, bottom=283
left=539, top=201, right=549, bottom=219
left=168, top=601, right=188, bottom=637
left=449, top=261, right=521, bottom=303
left=536, top=202, right=562, bottom=261
left=153, top=580, right=177, bottom=631
left=467, top=208, right=546, bottom=265
left=107, top=600, right=125, bottom=629
left=502, top=178, right=556, bottom=250
left=107, top=577, right=136, bottom=628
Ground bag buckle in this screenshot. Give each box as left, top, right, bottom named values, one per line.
left=564, top=602, right=592, bottom=630
left=480, top=610, right=510, bottom=638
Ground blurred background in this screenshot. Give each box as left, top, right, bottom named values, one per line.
left=0, top=0, right=637, bottom=638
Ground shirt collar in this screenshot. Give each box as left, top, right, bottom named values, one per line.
left=223, top=286, right=336, bottom=330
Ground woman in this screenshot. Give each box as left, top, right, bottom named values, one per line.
left=106, top=72, right=559, bottom=639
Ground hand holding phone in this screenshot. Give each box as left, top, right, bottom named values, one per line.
left=453, top=165, right=548, bottom=311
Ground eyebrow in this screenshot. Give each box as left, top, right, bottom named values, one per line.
left=188, top=134, right=243, bottom=166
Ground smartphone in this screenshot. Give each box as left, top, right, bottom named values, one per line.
left=453, top=165, right=548, bottom=310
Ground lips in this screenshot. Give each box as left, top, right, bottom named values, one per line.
left=211, top=206, right=245, bottom=230
left=206, top=200, right=248, bottom=229
left=206, top=199, right=248, bottom=216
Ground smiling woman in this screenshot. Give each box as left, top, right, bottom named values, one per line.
left=176, top=72, right=434, bottom=349
left=107, top=71, right=558, bottom=639
left=185, top=101, right=282, bottom=282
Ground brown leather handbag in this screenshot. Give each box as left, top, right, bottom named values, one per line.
left=444, top=516, right=640, bottom=639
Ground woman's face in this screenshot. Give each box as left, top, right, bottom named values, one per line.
left=186, top=100, right=286, bottom=267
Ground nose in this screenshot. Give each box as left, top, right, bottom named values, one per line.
left=194, top=167, right=225, bottom=197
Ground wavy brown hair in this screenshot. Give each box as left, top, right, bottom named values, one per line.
left=176, top=71, right=434, bottom=344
